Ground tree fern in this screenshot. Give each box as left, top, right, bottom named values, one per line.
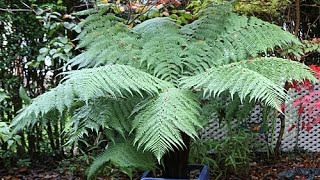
left=11, top=1, right=318, bottom=178
left=132, top=88, right=202, bottom=161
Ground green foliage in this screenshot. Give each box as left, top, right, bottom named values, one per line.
left=0, top=89, right=7, bottom=104
left=281, top=40, right=320, bottom=61
left=69, top=14, right=140, bottom=68
left=135, top=18, right=187, bottom=83
left=190, top=130, right=254, bottom=178
left=17, top=158, right=31, bottom=168
left=189, top=139, right=217, bottom=167
left=11, top=1, right=317, bottom=178
left=212, top=130, right=253, bottom=176
left=132, top=88, right=202, bottom=161
left=234, top=0, right=292, bottom=17
left=236, top=57, right=317, bottom=84
left=0, top=122, right=21, bottom=153
left=181, top=57, right=316, bottom=111
left=201, top=94, right=255, bottom=124
left=19, top=87, right=32, bottom=105
left=11, top=64, right=171, bottom=133
left=181, top=8, right=300, bottom=75
left=65, top=98, right=139, bottom=145
left=87, top=142, right=155, bottom=179
left=31, top=6, right=76, bottom=68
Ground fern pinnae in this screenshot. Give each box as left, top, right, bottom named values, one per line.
left=132, top=88, right=201, bottom=160
left=180, top=64, right=289, bottom=111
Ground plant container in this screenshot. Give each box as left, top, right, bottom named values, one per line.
left=141, top=165, right=209, bottom=180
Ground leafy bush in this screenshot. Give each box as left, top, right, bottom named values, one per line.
left=190, top=130, right=254, bottom=178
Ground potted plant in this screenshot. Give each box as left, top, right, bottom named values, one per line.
left=11, top=1, right=316, bottom=179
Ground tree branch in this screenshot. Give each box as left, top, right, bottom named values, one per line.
left=294, top=0, right=300, bottom=37
left=0, top=8, right=32, bottom=13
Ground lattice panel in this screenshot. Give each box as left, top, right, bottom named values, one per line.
left=201, top=83, right=320, bottom=152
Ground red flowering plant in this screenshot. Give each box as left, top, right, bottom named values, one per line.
left=286, top=64, right=320, bottom=132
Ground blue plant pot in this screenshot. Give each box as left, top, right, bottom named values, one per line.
left=141, top=165, right=209, bottom=180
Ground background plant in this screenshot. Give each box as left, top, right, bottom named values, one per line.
left=190, top=129, right=254, bottom=178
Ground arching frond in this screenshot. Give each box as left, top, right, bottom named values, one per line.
left=236, top=57, right=317, bottom=84
left=68, top=14, right=140, bottom=68
left=11, top=65, right=172, bottom=132
left=181, top=4, right=300, bottom=75
left=132, top=88, right=202, bottom=161
left=76, top=14, right=126, bottom=48
left=133, top=17, right=177, bottom=35
left=134, top=18, right=187, bottom=84
left=66, top=98, right=139, bottom=145
left=180, top=64, right=289, bottom=111
left=181, top=3, right=232, bottom=41
left=87, top=142, right=154, bottom=179
left=70, top=33, right=140, bottom=69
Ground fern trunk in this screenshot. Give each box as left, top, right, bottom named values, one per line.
left=163, top=133, right=191, bottom=179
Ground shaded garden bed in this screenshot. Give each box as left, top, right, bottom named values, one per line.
left=2, top=153, right=320, bottom=179
left=229, top=152, right=320, bottom=180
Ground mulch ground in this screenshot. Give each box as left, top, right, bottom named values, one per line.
left=1, top=153, right=320, bottom=180
left=229, top=152, right=320, bottom=180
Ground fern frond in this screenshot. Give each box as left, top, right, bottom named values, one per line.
left=181, top=3, right=232, bottom=41
left=69, top=34, right=140, bottom=69
left=87, top=142, right=154, bottom=179
left=76, top=14, right=125, bottom=44
left=132, top=88, right=202, bottom=161
left=236, top=57, right=317, bottom=84
left=180, top=64, right=289, bottom=111
left=68, top=14, right=140, bottom=68
left=181, top=4, right=300, bottom=75
left=11, top=65, right=172, bottom=132
left=66, top=98, right=139, bottom=145
left=133, top=17, right=177, bottom=36
left=133, top=18, right=187, bottom=84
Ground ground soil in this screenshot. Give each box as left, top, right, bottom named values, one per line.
left=1, top=153, right=320, bottom=180
left=228, top=152, right=320, bottom=180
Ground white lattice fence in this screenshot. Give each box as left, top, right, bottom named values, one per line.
left=201, top=83, right=320, bottom=152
